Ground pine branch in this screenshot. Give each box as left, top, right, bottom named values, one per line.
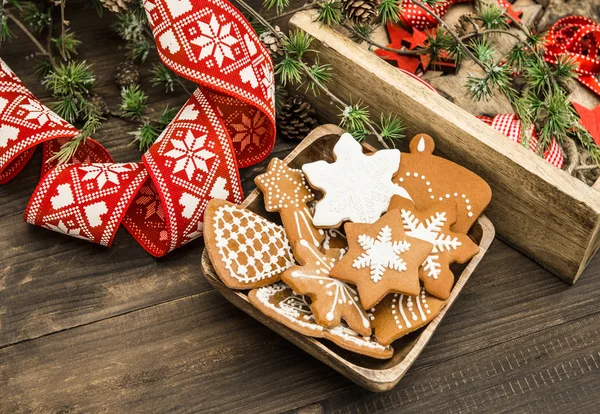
left=5, top=10, right=54, bottom=65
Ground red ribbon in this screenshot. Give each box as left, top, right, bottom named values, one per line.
left=0, top=0, right=275, bottom=256
left=544, top=16, right=600, bottom=96
left=477, top=114, right=564, bottom=168
left=400, top=0, right=522, bottom=31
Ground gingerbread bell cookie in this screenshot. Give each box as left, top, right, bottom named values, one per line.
left=394, top=134, right=492, bottom=233
left=388, top=196, right=480, bottom=300
left=255, top=158, right=324, bottom=251
left=302, top=133, right=411, bottom=227
left=203, top=199, right=295, bottom=289
left=249, top=283, right=393, bottom=359
left=282, top=240, right=371, bottom=336
left=370, top=289, right=447, bottom=346
left=330, top=209, right=433, bottom=310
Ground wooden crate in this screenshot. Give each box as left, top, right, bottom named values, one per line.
left=201, top=124, right=495, bottom=391
left=289, top=10, right=600, bottom=284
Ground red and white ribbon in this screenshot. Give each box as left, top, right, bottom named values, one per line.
left=0, top=0, right=275, bottom=256
left=477, top=113, right=564, bottom=168
left=544, top=16, right=600, bottom=96
left=400, top=0, right=522, bottom=31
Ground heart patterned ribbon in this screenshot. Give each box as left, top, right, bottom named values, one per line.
left=544, top=16, right=600, bottom=96
left=0, top=0, right=275, bottom=256
left=477, top=114, right=564, bottom=168
left=400, top=0, right=522, bottom=31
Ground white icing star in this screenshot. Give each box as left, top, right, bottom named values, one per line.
left=302, top=133, right=411, bottom=226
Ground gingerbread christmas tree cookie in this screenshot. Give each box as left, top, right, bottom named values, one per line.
left=249, top=282, right=392, bottom=359
left=330, top=209, right=433, bottom=310
left=255, top=158, right=324, bottom=250
left=302, top=133, right=411, bottom=227
left=370, top=289, right=447, bottom=346
left=203, top=199, right=295, bottom=289
left=388, top=196, right=480, bottom=300
left=282, top=240, right=371, bottom=336
left=394, top=134, right=492, bottom=233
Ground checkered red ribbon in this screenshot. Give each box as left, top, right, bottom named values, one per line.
left=0, top=0, right=275, bottom=256
left=544, top=16, right=600, bottom=96
left=400, top=0, right=522, bottom=30
left=477, top=114, right=564, bottom=168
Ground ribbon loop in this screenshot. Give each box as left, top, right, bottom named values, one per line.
left=544, top=16, right=600, bottom=96
left=0, top=0, right=275, bottom=256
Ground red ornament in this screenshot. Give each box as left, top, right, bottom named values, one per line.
left=573, top=102, right=600, bottom=146
left=0, top=0, right=276, bottom=256
left=374, top=22, right=422, bottom=73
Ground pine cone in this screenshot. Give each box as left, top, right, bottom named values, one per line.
left=277, top=95, right=319, bottom=141
left=342, top=0, right=378, bottom=26
left=115, top=60, right=141, bottom=90
left=100, top=0, right=135, bottom=12
left=260, top=26, right=285, bottom=60
left=455, top=14, right=478, bottom=37
left=90, top=94, right=109, bottom=117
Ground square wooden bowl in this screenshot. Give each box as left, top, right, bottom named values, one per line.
left=201, top=124, right=495, bottom=391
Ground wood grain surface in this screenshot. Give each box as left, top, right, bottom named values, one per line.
left=1, top=2, right=600, bottom=413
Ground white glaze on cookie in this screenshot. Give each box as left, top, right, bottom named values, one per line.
left=302, top=133, right=410, bottom=227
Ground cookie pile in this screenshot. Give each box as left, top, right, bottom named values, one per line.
left=203, top=133, right=491, bottom=359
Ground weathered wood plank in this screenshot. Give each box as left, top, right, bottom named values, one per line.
left=2, top=239, right=600, bottom=413
left=290, top=9, right=600, bottom=284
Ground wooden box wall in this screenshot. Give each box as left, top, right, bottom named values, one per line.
left=289, top=10, right=600, bottom=284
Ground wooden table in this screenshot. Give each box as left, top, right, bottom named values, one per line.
left=1, top=4, right=600, bottom=413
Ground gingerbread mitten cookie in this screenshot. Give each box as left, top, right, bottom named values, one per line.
left=394, top=134, right=492, bottom=233
left=203, top=199, right=295, bottom=289
left=282, top=240, right=371, bottom=336
left=330, top=209, right=433, bottom=310
left=388, top=196, right=479, bottom=300
left=370, top=289, right=447, bottom=346
left=255, top=158, right=324, bottom=250
left=302, top=133, right=410, bottom=227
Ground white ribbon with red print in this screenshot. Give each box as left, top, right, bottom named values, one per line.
left=477, top=113, right=564, bottom=168
left=0, top=0, right=275, bottom=256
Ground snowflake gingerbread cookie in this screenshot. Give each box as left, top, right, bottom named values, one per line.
left=282, top=240, right=371, bottom=336
left=203, top=199, right=295, bottom=289
left=248, top=282, right=393, bottom=359
left=370, top=289, right=447, bottom=346
left=394, top=134, right=492, bottom=233
left=302, top=133, right=411, bottom=227
left=330, top=209, right=433, bottom=310
left=388, top=196, right=480, bottom=300
left=255, top=158, right=324, bottom=252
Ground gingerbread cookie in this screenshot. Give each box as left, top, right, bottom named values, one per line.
left=388, top=196, right=479, bottom=300
left=330, top=209, right=433, bottom=310
left=255, top=158, right=324, bottom=251
left=302, top=133, right=411, bottom=227
left=394, top=134, right=492, bottom=233
left=370, top=289, right=447, bottom=346
left=203, top=199, right=295, bottom=289
left=282, top=240, right=371, bottom=336
left=249, top=283, right=393, bottom=359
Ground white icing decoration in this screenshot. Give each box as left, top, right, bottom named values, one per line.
left=417, top=136, right=426, bottom=152
left=400, top=208, right=462, bottom=280
left=291, top=241, right=370, bottom=329
left=352, top=225, right=410, bottom=283
left=302, top=133, right=410, bottom=226
left=213, top=204, right=295, bottom=283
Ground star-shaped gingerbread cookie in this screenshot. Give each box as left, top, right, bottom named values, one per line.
left=302, top=133, right=410, bottom=227
left=282, top=240, right=371, bottom=336
left=255, top=158, right=324, bottom=250
left=330, top=209, right=433, bottom=310
left=388, top=196, right=479, bottom=300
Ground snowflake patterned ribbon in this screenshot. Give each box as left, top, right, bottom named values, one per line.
left=0, top=0, right=275, bottom=256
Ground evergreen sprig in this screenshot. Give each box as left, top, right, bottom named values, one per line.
left=150, top=63, right=178, bottom=92
left=120, top=85, right=147, bottom=119
left=130, top=106, right=177, bottom=152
